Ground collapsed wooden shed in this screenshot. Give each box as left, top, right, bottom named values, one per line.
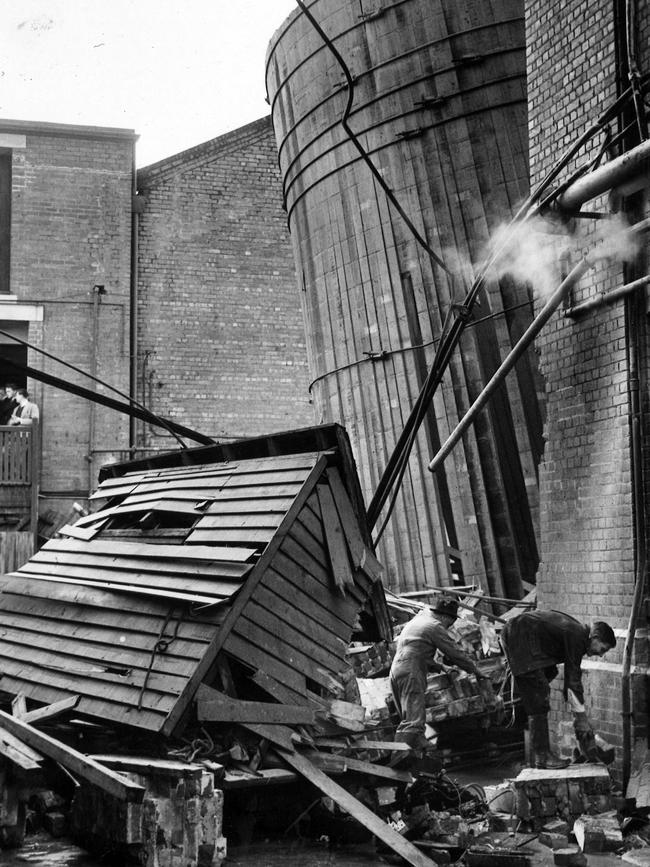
left=0, top=424, right=390, bottom=736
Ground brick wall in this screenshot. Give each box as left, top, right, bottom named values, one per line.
left=3, top=122, right=134, bottom=520
left=525, top=0, right=650, bottom=764
left=136, top=116, right=314, bottom=447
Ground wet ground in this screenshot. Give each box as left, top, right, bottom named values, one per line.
left=0, top=754, right=627, bottom=866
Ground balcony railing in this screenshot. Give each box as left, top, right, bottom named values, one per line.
left=0, top=423, right=40, bottom=540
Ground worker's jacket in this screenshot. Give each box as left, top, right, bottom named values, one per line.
left=501, top=610, right=589, bottom=703
left=389, top=609, right=479, bottom=680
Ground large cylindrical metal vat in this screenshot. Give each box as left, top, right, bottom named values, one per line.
left=266, top=0, right=542, bottom=596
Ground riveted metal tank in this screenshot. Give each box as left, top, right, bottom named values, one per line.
left=266, top=0, right=542, bottom=597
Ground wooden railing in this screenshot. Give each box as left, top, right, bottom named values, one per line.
left=0, top=423, right=40, bottom=542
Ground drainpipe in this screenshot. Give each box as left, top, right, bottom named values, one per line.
left=129, top=141, right=139, bottom=452
left=87, top=284, right=105, bottom=496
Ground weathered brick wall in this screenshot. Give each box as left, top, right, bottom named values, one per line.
left=6, top=123, right=134, bottom=519
left=136, top=116, right=314, bottom=446
left=525, top=0, right=650, bottom=761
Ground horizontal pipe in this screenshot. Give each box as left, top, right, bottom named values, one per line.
left=557, top=137, right=650, bottom=212
left=564, top=273, right=650, bottom=316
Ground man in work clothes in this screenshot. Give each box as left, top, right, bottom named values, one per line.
left=500, top=610, right=616, bottom=769
left=390, top=597, right=491, bottom=752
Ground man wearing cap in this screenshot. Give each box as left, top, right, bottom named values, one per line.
left=500, top=610, right=616, bottom=769
left=389, top=597, right=491, bottom=752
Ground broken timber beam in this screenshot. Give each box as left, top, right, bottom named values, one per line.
left=0, top=710, right=144, bottom=802
left=23, top=696, right=80, bottom=725
left=196, top=685, right=315, bottom=725
left=276, top=746, right=439, bottom=867
left=0, top=730, right=43, bottom=771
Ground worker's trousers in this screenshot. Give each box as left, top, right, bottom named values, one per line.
left=390, top=662, right=427, bottom=741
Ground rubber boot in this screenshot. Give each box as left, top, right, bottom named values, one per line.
left=529, top=714, right=570, bottom=769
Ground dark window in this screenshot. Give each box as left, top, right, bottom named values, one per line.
left=0, top=152, right=11, bottom=294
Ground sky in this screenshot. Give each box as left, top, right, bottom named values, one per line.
left=0, top=0, right=298, bottom=166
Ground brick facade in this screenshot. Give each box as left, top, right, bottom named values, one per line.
left=0, top=120, right=135, bottom=521
left=525, top=0, right=650, bottom=768
left=136, top=116, right=313, bottom=447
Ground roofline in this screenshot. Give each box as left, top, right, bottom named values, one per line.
left=137, top=115, right=272, bottom=180
left=0, top=118, right=138, bottom=142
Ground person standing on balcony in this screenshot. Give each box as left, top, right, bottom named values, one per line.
left=0, top=384, right=18, bottom=425
left=9, top=389, right=39, bottom=426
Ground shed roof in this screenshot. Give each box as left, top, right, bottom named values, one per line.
left=0, top=427, right=387, bottom=737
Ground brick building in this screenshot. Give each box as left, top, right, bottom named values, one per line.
left=525, top=0, right=650, bottom=780
left=0, top=115, right=313, bottom=535
left=0, top=119, right=135, bottom=526
left=135, top=116, right=314, bottom=450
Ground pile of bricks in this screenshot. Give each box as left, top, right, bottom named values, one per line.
left=347, top=641, right=394, bottom=678
left=512, top=766, right=613, bottom=830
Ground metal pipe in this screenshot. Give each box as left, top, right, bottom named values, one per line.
left=556, top=137, right=650, bottom=212
left=564, top=274, right=650, bottom=316
left=622, top=287, right=648, bottom=790
left=428, top=217, right=650, bottom=475
left=428, top=256, right=594, bottom=474
left=129, top=140, right=139, bottom=451
left=87, top=285, right=103, bottom=496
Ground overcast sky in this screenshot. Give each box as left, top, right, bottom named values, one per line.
left=0, top=0, right=297, bottom=166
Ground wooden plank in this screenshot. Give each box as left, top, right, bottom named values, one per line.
left=30, top=549, right=250, bottom=581
left=348, top=739, right=410, bottom=752
left=57, top=521, right=107, bottom=541
left=241, top=600, right=346, bottom=673
left=192, top=512, right=285, bottom=529
left=222, top=767, right=298, bottom=788
left=276, top=748, right=438, bottom=867
left=249, top=669, right=326, bottom=709
left=302, top=751, right=413, bottom=783
left=15, top=569, right=225, bottom=606
left=224, top=635, right=308, bottom=698
left=0, top=672, right=168, bottom=732
left=160, top=456, right=329, bottom=737
left=39, top=538, right=256, bottom=563
left=0, top=639, right=189, bottom=698
left=23, top=696, right=80, bottom=725
left=239, top=721, right=295, bottom=752
left=317, top=483, right=355, bottom=591
left=195, top=684, right=315, bottom=724
left=0, top=730, right=44, bottom=771
left=0, top=621, right=198, bottom=681
left=0, top=710, right=145, bottom=802
left=266, top=554, right=358, bottom=625
left=327, top=468, right=383, bottom=581
left=233, top=615, right=340, bottom=689
left=89, top=756, right=206, bottom=779
left=11, top=694, right=26, bottom=719
left=253, top=582, right=349, bottom=657
left=185, top=528, right=276, bottom=545
left=0, top=583, right=218, bottom=644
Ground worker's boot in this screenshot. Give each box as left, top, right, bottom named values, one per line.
left=529, top=714, right=570, bottom=770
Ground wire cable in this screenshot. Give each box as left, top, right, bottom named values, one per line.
left=0, top=326, right=189, bottom=449
left=295, top=0, right=454, bottom=277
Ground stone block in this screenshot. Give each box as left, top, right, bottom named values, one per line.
left=553, top=847, right=588, bottom=866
